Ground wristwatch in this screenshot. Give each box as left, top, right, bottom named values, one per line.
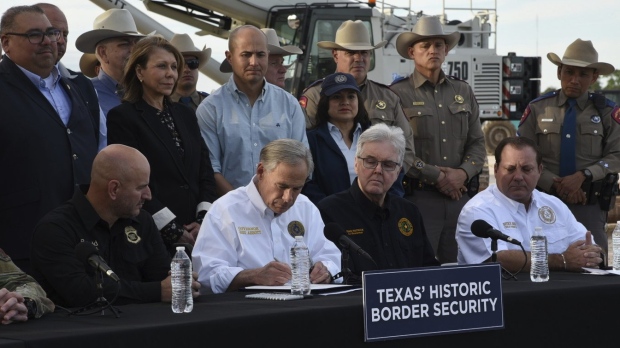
left=581, top=169, right=593, bottom=181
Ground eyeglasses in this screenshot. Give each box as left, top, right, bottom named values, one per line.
left=357, top=157, right=400, bottom=172
left=5, top=29, right=61, bottom=44
left=185, top=59, right=200, bottom=70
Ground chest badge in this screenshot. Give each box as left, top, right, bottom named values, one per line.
left=454, top=95, right=464, bottom=103
left=288, top=221, right=305, bottom=238
left=398, top=218, right=414, bottom=236
left=591, top=115, right=601, bottom=124
left=375, top=100, right=386, bottom=110
left=412, top=101, right=424, bottom=106
left=125, top=226, right=142, bottom=244
left=538, top=206, right=556, bottom=224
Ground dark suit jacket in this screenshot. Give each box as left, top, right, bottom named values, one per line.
left=0, top=56, right=99, bottom=262
left=106, top=99, right=217, bottom=225
left=65, top=67, right=100, bottom=144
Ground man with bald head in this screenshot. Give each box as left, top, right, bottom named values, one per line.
left=0, top=5, right=98, bottom=273
left=36, top=3, right=105, bottom=151
left=197, top=25, right=307, bottom=197
left=31, top=144, right=199, bottom=308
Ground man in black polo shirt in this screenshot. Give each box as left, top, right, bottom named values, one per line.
left=31, top=144, right=200, bottom=307
left=317, top=123, right=438, bottom=284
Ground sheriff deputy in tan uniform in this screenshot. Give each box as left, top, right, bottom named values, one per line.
left=300, top=20, right=415, bottom=176
left=518, top=39, right=620, bottom=256
left=169, top=34, right=212, bottom=111
left=390, top=16, right=486, bottom=264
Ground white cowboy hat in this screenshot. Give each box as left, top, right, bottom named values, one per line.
left=396, top=16, right=460, bottom=59
left=79, top=53, right=99, bottom=78
left=170, top=34, right=211, bottom=69
left=76, top=9, right=147, bottom=54
left=547, top=39, right=615, bottom=76
left=219, top=28, right=302, bottom=73
left=317, top=20, right=387, bottom=51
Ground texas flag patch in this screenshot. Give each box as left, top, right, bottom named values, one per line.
left=299, top=96, right=308, bottom=109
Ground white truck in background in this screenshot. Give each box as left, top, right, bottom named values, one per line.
left=89, top=0, right=541, bottom=154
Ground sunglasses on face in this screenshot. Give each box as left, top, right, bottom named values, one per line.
left=185, top=59, right=200, bottom=70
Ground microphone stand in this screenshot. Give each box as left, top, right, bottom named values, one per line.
left=70, top=271, right=121, bottom=318
left=341, top=247, right=353, bottom=285
left=491, top=238, right=498, bottom=262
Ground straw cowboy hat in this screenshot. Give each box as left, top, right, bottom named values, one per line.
left=76, top=9, right=147, bottom=54
left=79, top=53, right=100, bottom=78
left=547, top=39, right=615, bottom=76
left=317, top=20, right=387, bottom=51
left=170, top=33, right=211, bottom=69
left=219, top=28, right=303, bottom=73
left=396, top=16, right=460, bottom=59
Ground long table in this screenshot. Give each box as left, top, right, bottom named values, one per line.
left=0, top=272, right=618, bottom=347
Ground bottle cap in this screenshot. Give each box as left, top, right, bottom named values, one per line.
left=176, top=246, right=185, bottom=251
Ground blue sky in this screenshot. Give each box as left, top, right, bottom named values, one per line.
left=3, top=0, right=619, bottom=93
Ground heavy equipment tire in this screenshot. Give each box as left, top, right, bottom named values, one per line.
left=482, top=120, right=516, bottom=155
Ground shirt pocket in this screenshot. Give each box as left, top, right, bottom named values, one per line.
left=579, top=122, right=604, bottom=157
left=448, top=102, right=472, bottom=139
left=404, top=106, right=434, bottom=139
left=535, top=121, right=561, bottom=159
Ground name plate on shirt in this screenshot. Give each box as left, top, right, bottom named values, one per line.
left=362, top=263, right=504, bottom=342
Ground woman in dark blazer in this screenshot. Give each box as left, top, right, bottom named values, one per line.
left=107, top=36, right=216, bottom=250
left=303, top=73, right=370, bottom=204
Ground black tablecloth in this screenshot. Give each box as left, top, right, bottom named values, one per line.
left=0, top=272, right=618, bottom=347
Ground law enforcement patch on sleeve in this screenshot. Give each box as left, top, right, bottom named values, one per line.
left=125, top=226, right=142, bottom=244
left=612, top=106, right=620, bottom=125
left=288, top=221, right=305, bottom=237
left=414, top=160, right=425, bottom=169
left=398, top=218, right=413, bottom=236
left=299, top=96, right=308, bottom=109
left=519, top=105, right=531, bottom=126
left=538, top=206, right=556, bottom=224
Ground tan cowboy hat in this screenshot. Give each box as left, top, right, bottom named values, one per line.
left=547, top=39, right=615, bottom=75
left=79, top=53, right=100, bottom=78
left=170, top=33, right=211, bottom=69
left=76, top=9, right=147, bottom=54
left=219, top=28, right=302, bottom=73
left=317, top=20, right=387, bottom=51
left=396, top=16, right=460, bottom=59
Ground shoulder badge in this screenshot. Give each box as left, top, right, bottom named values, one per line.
left=125, top=226, right=142, bottom=244
left=538, top=206, right=556, bottom=224
left=612, top=106, right=620, bottom=125
left=287, top=221, right=305, bottom=238
left=299, top=96, right=308, bottom=109
left=398, top=218, right=414, bottom=236
left=519, top=105, right=532, bottom=126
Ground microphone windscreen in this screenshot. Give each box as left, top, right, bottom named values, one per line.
left=324, top=222, right=345, bottom=244
left=75, top=242, right=98, bottom=265
left=471, top=220, right=493, bottom=238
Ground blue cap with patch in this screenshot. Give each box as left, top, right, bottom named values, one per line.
left=320, top=73, right=360, bottom=97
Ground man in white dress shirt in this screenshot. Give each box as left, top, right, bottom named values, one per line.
left=192, top=139, right=341, bottom=293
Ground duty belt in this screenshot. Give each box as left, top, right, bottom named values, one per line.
left=402, top=176, right=438, bottom=195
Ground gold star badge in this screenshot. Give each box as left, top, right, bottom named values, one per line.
left=376, top=100, right=386, bottom=110
left=454, top=95, right=464, bottom=103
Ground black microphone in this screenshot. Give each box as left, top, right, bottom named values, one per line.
left=324, top=222, right=377, bottom=265
left=75, top=242, right=120, bottom=282
left=471, top=220, right=522, bottom=246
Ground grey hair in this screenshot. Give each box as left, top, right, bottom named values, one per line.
left=356, top=123, right=405, bottom=164
left=1, top=5, right=45, bottom=34
left=260, top=139, right=314, bottom=176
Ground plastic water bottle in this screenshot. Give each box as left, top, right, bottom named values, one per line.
left=171, top=246, right=193, bottom=313
left=612, top=221, right=620, bottom=270
left=290, top=236, right=311, bottom=295
left=530, top=227, right=549, bottom=282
